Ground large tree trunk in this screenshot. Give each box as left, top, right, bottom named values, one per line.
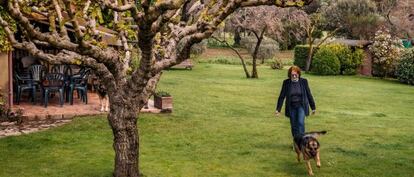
left=251, top=54, right=259, bottom=78
left=251, top=27, right=266, bottom=79
left=108, top=93, right=140, bottom=177
left=305, top=42, right=314, bottom=71
left=305, top=27, right=338, bottom=71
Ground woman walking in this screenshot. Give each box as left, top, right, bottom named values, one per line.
left=275, top=66, right=316, bottom=141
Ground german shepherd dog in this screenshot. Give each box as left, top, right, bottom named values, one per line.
left=92, top=77, right=109, bottom=112
left=294, top=131, right=327, bottom=176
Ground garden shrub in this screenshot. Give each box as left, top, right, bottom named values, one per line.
left=270, top=58, right=283, bottom=70
left=155, top=91, right=171, bottom=97
left=396, top=48, right=414, bottom=85
left=323, top=44, right=364, bottom=75
left=311, top=46, right=340, bottom=75
left=346, top=48, right=364, bottom=75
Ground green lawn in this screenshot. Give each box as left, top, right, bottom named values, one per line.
left=1, top=63, right=413, bottom=177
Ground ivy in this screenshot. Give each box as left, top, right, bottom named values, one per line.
left=0, top=6, right=16, bottom=53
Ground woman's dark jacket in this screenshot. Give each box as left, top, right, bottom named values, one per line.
left=276, top=78, right=316, bottom=118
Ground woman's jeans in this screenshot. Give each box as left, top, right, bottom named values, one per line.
left=289, top=106, right=305, bottom=139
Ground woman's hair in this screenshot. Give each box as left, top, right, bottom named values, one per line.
left=288, top=66, right=301, bottom=79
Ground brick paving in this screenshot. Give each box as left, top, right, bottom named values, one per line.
left=12, top=92, right=161, bottom=121
left=0, top=92, right=163, bottom=138
left=0, top=119, right=72, bottom=138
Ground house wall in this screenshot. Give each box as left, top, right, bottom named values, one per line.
left=0, top=52, right=10, bottom=106
left=358, top=48, right=373, bottom=76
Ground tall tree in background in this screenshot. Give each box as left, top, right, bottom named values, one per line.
left=304, top=12, right=339, bottom=71
left=0, top=0, right=313, bottom=176
left=323, top=0, right=381, bottom=40
left=391, top=0, right=414, bottom=38
left=374, top=0, right=414, bottom=38
left=303, top=0, right=339, bottom=71
left=226, top=6, right=283, bottom=78
left=277, top=7, right=310, bottom=50
left=226, top=6, right=308, bottom=78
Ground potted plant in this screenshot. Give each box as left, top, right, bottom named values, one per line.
left=154, top=91, right=173, bottom=113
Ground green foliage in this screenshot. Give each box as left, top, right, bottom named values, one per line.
left=293, top=45, right=315, bottom=70
left=198, top=56, right=252, bottom=65
left=323, top=0, right=381, bottom=39
left=270, top=58, right=283, bottom=70
left=155, top=91, right=171, bottom=97
left=323, top=44, right=364, bottom=75
left=396, top=48, right=414, bottom=85
left=0, top=6, right=16, bottom=52
left=346, top=48, right=365, bottom=75
left=312, top=45, right=341, bottom=75
left=207, top=38, right=232, bottom=48
left=129, top=49, right=141, bottom=73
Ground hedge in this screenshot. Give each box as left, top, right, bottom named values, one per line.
left=322, top=44, right=364, bottom=75
left=293, top=45, right=312, bottom=70
left=298, top=44, right=364, bottom=75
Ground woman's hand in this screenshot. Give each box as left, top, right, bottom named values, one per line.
left=311, top=110, right=316, bottom=115
left=275, top=111, right=281, bottom=118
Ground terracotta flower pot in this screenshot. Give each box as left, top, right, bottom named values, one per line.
left=154, top=95, right=173, bottom=113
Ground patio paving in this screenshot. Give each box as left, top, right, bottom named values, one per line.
left=12, top=92, right=161, bottom=121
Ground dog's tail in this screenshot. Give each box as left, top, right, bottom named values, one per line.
left=305, top=131, right=327, bottom=138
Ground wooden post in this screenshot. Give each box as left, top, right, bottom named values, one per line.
left=8, top=51, right=13, bottom=107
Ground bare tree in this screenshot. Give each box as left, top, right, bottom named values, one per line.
left=226, top=6, right=308, bottom=78
left=211, top=36, right=251, bottom=78
left=0, top=0, right=313, bottom=176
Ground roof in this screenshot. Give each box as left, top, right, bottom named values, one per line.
left=327, top=39, right=373, bottom=47
left=26, top=11, right=121, bottom=46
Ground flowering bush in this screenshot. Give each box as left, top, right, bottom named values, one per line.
left=396, top=48, right=414, bottom=85
left=369, top=28, right=403, bottom=78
